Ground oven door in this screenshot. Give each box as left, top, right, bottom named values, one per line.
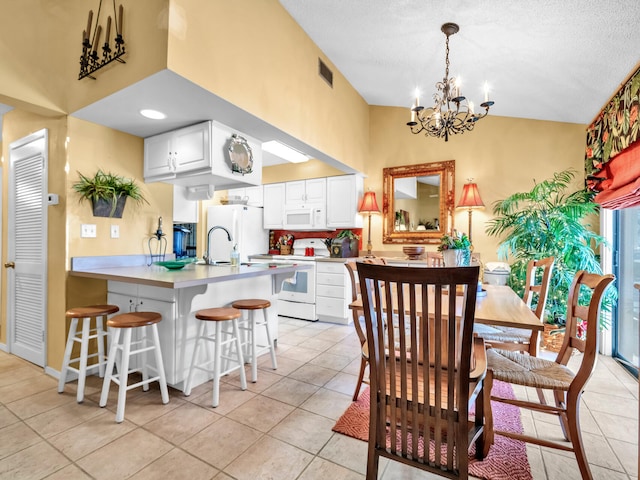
left=279, top=261, right=316, bottom=303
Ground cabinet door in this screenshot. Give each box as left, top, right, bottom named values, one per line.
left=326, top=175, right=364, bottom=228
left=263, top=183, right=285, bottom=228
left=173, top=185, right=199, bottom=223
left=244, top=185, right=264, bottom=206
left=144, top=133, right=174, bottom=181
left=305, top=178, right=327, bottom=204
left=285, top=180, right=306, bottom=204
left=173, top=122, right=211, bottom=175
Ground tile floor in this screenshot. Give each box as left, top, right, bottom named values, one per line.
left=0, top=317, right=637, bottom=479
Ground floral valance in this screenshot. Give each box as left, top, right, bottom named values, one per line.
left=585, top=65, right=640, bottom=182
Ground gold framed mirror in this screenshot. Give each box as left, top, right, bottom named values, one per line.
left=382, top=160, right=455, bottom=244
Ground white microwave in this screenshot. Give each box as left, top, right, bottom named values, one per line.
left=283, top=204, right=326, bottom=230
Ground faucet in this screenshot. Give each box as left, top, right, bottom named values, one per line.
left=203, top=225, right=233, bottom=264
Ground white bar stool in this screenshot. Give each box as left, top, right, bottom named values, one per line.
left=184, top=307, right=247, bottom=407
left=99, top=311, right=169, bottom=423
left=232, top=298, right=277, bottom=382
left=58, top=304, right=119, bottom=402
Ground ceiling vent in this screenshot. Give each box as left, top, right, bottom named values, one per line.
left=318, top=58, right=333, bottom=87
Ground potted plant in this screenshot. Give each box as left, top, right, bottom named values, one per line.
left=332, top=229, right=360, bottom=257
left=72, top=169, right=148, bottom=218
left=485, top=169, right=616, bottom=331
left=438, top=230, right=471, bottom=266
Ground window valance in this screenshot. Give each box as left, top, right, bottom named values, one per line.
left=585, top=64, right=640, bottom=209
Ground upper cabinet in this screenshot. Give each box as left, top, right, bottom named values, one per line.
left=326, top=175, right=364, bottom=228
left=144, top=120, right=262, bottom=190
left=227, top=185, right=264, bottom=207
left=285, top=178, right=326, bottom=206
left=263, top=183, right=285, bottom=229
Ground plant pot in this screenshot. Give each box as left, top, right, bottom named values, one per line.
left=442, top=248, right=471, bottom=267
left=542, top=323, right=565, bottom=352
left=92, top=195, right=127, bottom=218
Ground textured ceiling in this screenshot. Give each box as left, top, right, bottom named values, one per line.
left=279, top=0, right=640, bottom=124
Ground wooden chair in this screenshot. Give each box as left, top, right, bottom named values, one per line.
left=345, top=258, right=387, bottom=401
left=483, top=270, right=615, bottom=479
left=357, top=262, right=486, bottom=479
left=426, top=251, right=444, bottom=267
left=475, top=256, right=554, bottom=355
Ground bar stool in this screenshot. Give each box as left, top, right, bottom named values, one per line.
left=232, top=299, right=277, bottom=382
left=99, top=311, right=169, bottom=423
left=184, top=307, right=247, bottom=407
left=58, top=304, right=119, bottom=402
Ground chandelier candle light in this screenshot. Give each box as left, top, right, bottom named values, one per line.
left=407, top=23, right=494, bottom=141
left=358, top=191, right=380, bottom=257
left=456, top=179, right=485, bottom=244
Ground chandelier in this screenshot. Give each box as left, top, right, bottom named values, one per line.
left=407, top=23, right=494, bottom=141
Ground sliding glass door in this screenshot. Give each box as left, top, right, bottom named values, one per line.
left=614, top=207, right=640, bottom=376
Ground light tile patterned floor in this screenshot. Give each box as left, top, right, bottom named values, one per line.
left=0, top=317, right=637, bottom=479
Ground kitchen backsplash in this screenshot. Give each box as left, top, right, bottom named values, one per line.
left=269, top=229, right=363, bottom=252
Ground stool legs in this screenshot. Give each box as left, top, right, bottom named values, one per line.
left=241, top=308, right=277, bottom=383
left=58, top=314, right=109, bottom=403
left=100, top=323, right=169, bottom=423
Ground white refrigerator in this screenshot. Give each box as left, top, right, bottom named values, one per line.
left=206, top=205, right=269, bottom=263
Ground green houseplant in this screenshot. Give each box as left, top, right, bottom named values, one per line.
left=485, top=169, right=615, bottom=326
left=72, top=170, right=148, bottom=218
left=437, top=230, right=471, bottom=266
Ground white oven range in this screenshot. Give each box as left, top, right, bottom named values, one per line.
left=250, top=238, right=329, bottom=321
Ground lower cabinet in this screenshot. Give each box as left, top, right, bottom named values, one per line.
left=316, top=261, right=352, bottom=324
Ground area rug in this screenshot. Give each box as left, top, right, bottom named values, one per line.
left=332, top=380, right=532, bottom=480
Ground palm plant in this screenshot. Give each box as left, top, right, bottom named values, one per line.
left=486, top=169, right=615, bottom=324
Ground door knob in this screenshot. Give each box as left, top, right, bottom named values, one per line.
left=4, top=262, right=15, bottom=268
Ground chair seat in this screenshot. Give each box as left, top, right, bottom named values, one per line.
left=475, top=324, right=531, bottom=344
left=66, top=304, right=119, bottom=318
left=107, top=312, right=162, bottom=328
left=231, top=299, right=271, bottom=310
left=487, top=348, right=574, bottom=390
left=196, top=307, right=241, bottom=321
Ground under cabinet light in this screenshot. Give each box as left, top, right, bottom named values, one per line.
left=262, top=140, right=309, bottom=163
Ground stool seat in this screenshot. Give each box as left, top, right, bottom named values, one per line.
left=196, top=308, right=242, bottom=321
left=59, top=304, right=119, bottom=403
left=184, top=307, right=247, bottom=407
left=107, top=312, right=162, bottom=328
left=231, top=299, right=271, bottom=310
left=233, top=298, right=276, bottom=382
left=66, top=304, right=120, bottom=318
left=100, top=311, right=169, bottom=423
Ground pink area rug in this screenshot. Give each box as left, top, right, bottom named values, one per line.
left=332, top=380, right=532, bottom=480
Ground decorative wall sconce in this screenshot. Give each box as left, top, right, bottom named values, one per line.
left=79, top=1, right=126, bottom=80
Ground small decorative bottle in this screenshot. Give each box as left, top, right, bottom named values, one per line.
left=230, top=244, right=240, bottom=267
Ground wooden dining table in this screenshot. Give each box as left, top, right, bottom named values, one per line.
left=349, top=284, right=544, bottom=354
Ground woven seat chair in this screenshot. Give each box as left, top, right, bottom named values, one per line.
left=482, top=270, right=615, bottom=479
left=475, top=257, right=554, bottom=355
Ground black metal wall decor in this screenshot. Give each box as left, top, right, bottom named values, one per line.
left=79, top=0, right=126, bottom=80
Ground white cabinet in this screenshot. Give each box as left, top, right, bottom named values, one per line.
left=227, top=185, right=264, bottom=207
left=173, top=185, right=199, bottom=223
left=285, top=178, right=326, bottom=206
left=263, top=183, right=285, bottom=228
left=144, top=120, right=262, bottom=191
left=144, top=122, right=211, bottom=182
left=326, top=175, right=364, bottom=228
left=316, top=261, right=352, bottom=324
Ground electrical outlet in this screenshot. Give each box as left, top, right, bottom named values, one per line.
left=81, top=224, right=96, bottom=238
left=111, top=225, right=120, bottom=238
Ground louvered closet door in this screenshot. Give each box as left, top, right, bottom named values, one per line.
left=8, top=129, right=48, bottom=366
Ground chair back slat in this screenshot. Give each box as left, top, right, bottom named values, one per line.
left=358, top=263, right=480, bottom=477
left=523, top=257, right=555, bottom=320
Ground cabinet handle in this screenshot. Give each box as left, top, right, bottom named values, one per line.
left=4, top=262, right=15, bottom=268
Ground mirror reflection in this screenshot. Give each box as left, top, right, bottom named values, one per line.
left=383, top=160, right=455, bottom=244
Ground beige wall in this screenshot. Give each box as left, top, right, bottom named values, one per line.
left=165, top=0, right=370, bottom=175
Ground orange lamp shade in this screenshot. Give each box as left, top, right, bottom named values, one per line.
left=457, top=182, right=484, bottom=209
left=358, top=191, right=380, bottom=213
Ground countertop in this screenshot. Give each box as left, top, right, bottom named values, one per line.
left=70, top=255, right=309, bottom=289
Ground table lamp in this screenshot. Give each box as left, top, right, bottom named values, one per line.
left=358, top=191, right=380, bottom=257
left=457, top=180, right=484, bottom=244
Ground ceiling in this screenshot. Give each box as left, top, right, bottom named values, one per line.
left=280, top=0, right=640, bottom=125
left=2, top=2, right=639, bottom=166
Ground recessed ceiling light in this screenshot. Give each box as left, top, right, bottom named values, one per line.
left=139, top=109, right=166, bottom=120
left=262, top=140, right=309, bottom=163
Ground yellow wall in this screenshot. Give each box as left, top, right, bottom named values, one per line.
left=262, top=160, right=346, bottom=184
left=165, top=0, right=370, bottom=174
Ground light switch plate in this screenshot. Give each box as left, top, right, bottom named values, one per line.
left=111, top=225, right=120, bottom=238
left=81, top=224, right=96, bottom=238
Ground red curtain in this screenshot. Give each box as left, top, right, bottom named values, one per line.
left=593, top=141, right=640, bottom=209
